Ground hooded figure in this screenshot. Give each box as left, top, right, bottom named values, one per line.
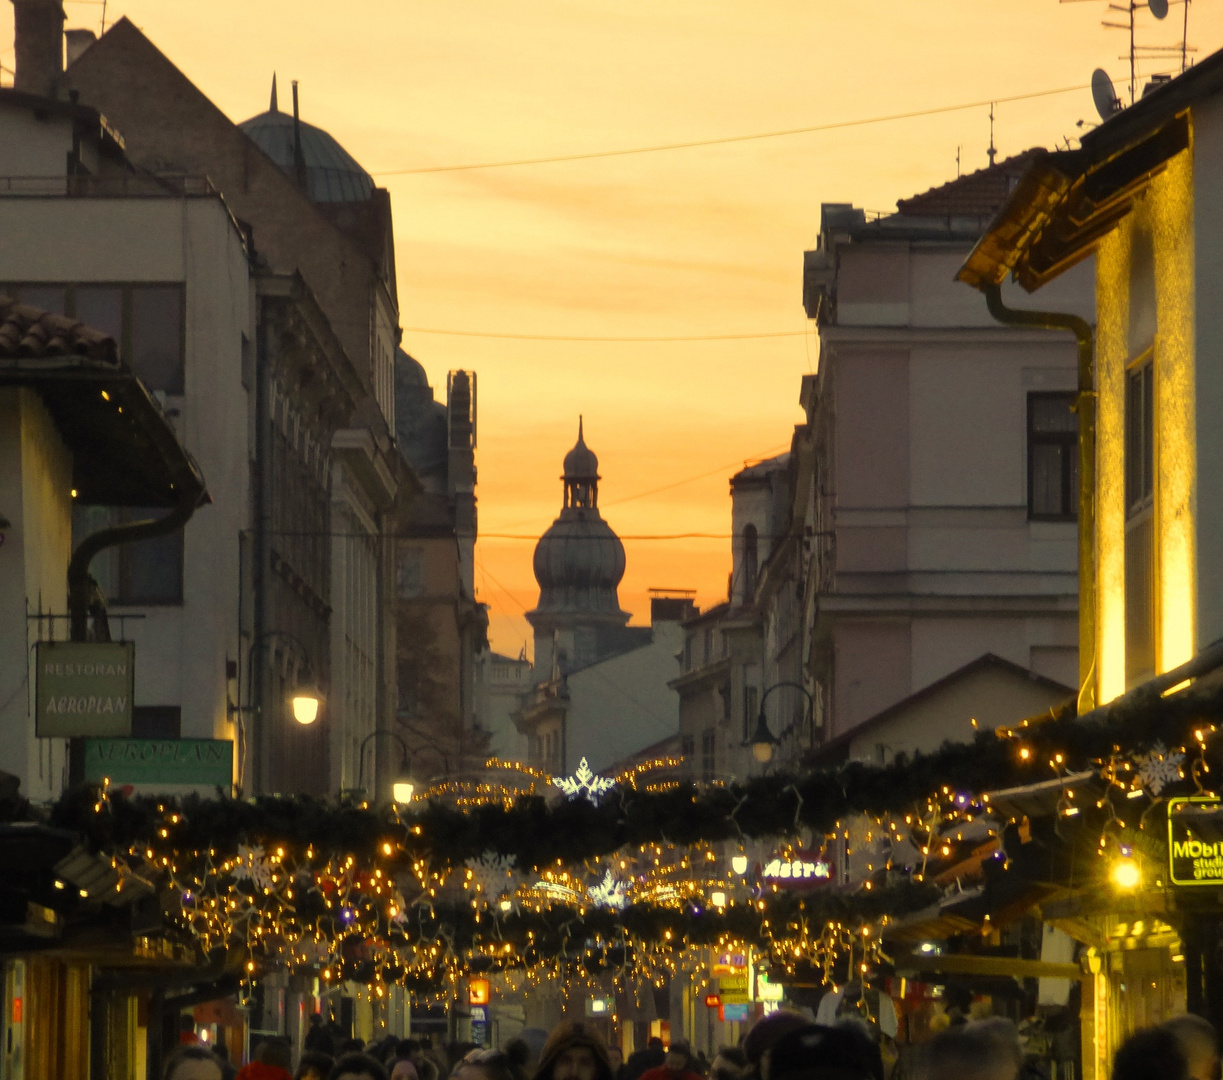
left=533, top=1023, right=615, bottom=1080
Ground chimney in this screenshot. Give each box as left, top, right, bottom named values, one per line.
left=10, top=0, right=66, bottom=97
left=64, top=27, right=95, bottom=68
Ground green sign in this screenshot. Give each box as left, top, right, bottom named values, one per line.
left=83, top=738, right=233, bottom=787
left=35, top=641, right=133, bottom=738
left=1168, top=796, right=1223, bottom=886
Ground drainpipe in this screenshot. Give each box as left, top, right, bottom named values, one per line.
left=67, top=492, right=197, bottom=642
left=982, top=282, right=1096, bottom=713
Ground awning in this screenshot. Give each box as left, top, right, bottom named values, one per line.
left=0, top=297, right=207, bottom=508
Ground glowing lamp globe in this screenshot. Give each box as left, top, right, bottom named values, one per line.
left=291, top=692, right=321, bottom=725
left=392, top=779, right=415, bottom=804
left=710, top=890, right=727, bottom=908
left=731, top=855, right=749, bottom=875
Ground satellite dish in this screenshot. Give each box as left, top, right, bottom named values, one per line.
left=1149, top=0, right=1169, bottom=19
left=1092, top=68, right=1121, bottom=120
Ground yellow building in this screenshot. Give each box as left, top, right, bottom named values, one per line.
left=957, top=49, right=1223, bottom=1077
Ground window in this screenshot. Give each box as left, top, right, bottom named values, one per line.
left=742, top=684, right=758, bottom=742
left=701, top=728, right=716, bottom=780
left=1028, top=393, right=1078, bottom=520
left=396, top=547, right=425, bottom=598
left=1, top=283, right=184, bottom=393
left=73, top=505, right=185, bottom=605
left=1125, top=359, right=1156, bottom=684
left=680, top=734, right=695, bottom=760
left=742, top=524, right=759, bottom=597
left=719, top=683, right=731, bottom=721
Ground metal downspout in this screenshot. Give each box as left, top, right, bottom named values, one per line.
left=982, top=282, right=1097, bottom=713
left=67, top=492, right=198, bottom=642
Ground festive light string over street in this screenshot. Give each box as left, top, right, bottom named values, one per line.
left=58, top=687, right=1223, bottom=1001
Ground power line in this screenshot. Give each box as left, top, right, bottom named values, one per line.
left=371, top=82, right=1090, bottom=176
left=401, top=326, right=806, bottom=342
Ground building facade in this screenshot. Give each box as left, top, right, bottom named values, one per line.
left=799, top=163, right=1092, bottom=747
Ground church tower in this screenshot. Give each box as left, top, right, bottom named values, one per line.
left=527, top=419, right=629, bottom=675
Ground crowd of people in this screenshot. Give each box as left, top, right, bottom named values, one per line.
left=160, top=1006, right=1223, bottom=1080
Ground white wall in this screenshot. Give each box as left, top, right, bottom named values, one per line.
left=0, top=195, right=254, bottom=761
left=565, top=620, right=683, bottom=774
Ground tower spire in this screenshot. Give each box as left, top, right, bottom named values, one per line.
left=270, top=73, right=278, bottom=113
left=578, top=414, right=584, bottom=444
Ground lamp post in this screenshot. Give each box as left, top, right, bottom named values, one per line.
left=231, top=629, right=325, bottom=791
left=744, top=681, right=816, bottom=765
left=357, top=729, right=415, bottom=805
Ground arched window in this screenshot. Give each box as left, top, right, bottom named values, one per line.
left=743, top=523, right=758, bottom=598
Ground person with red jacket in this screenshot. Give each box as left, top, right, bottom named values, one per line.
left=637, top=1041, right=702, bottom=1080
left=236, top=1037, right=294, bottom=1080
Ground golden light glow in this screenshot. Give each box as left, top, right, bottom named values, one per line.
left=1110, top=856, right=1141, bottom=891
left=392, top=781, right=415, bottom=804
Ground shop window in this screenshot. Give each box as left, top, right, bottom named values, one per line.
left=73, top=504, right=185, bottom=606
left=1125, top=359, right=1155, bottom=685
left=132, top=706, right=181, bottom=739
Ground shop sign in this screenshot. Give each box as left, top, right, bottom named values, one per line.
left=1169, top=797, right=1223, bottom=886
left=468, top=978, right=491, bottom=1005
left=718, top=974, right=747, bottom=992
left=711, top=951, right=747, bottom=976
left=761, top=851, right=833, bottom=889
left=83, top=738, right=233, bottom=786
left=35, top=641, right=133, bottom=738
left=704, top=994, right=721, bottom=1008
left=719, top=1003, right=749, bottom=1022
left=756, top=974, right=784, bottom=1003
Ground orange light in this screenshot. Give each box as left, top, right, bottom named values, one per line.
left=468, top=978, right=491, bottom=1006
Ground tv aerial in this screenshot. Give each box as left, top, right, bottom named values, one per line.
left=1063, top=0, right=1196, bottom=106
left=1092, top=67, right=1123, bottom=120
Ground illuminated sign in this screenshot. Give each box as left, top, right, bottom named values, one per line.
left=762, top=858, right=832, bottom=882
left=756, top=975, right=784, bottom=1003
left=1169, top=797, right=1223, bottom=886
left=712, top=952, right=747, bottom=976
left=468, top=978, right=490, bottom=1005
left=720, top=1003, right=749, bottom=1022
left=704, top=994, right=721, bottom=1008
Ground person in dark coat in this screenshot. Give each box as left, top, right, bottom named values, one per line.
left=533, top=1022, right=615, bottom=1080
left=622, top=1039, right=665, bottom=1080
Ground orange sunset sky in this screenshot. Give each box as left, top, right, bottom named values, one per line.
left=5, top=0, right=1219, bottom=657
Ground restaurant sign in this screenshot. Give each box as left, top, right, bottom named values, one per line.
left=1168, top=797, right=1223, bottom=886
left=83, top=738, right=233, bottom=787
left=34, top=641, right=133, bottom=738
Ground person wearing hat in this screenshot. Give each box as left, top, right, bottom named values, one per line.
left=533, top=1022, right=616, bottom=1080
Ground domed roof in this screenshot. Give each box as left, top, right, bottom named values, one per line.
left=563, top=417, right=599, bottom=480
left=238, top=76, right=374, bottom=204
left=532, top=513, right=627, bottom=617
left=529, top=420, right=627, bottom=622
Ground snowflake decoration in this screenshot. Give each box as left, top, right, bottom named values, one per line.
left=465, top=851, right=518, bottom=898
left=1135, top=742, right=1185, bottom=795
left=551, top=757, right=615, bottom=803
left=233, top=844, right=276, bottom=891
left=587, top=870, right=627, bottom=910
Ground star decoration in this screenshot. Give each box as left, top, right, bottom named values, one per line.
left=551, top=757, right=615, bottom=803
left=1135, top=742, right=1185, bottom=795
left=233, top=844, right=276, bottom=890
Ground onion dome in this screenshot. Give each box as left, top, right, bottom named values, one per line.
left=238, top=75, right=374, bottom=203
left=530, top=421, right=628, bottom=620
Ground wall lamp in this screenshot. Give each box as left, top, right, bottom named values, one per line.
left=744, top=681, right=816, bottom=764
left=357, top=730, right=415, bottom=805
left=230, top=629, right=324, bottom=726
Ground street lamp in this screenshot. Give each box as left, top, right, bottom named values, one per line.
left=357, top=730, right=415, bottom=805
left=231, top=630, right=324, bottom=724
left=744, top=681, right=816, bottom=765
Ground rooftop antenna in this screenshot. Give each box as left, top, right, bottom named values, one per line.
left=956, top=145, right=961, bottom=178
left=987, top=103, right=996, bottom=166
left=291, top=79, right=308, bottom=193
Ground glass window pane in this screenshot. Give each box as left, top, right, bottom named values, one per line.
left=20, top=286, right=66, bottom=315
left=1031, top=444, right=1064, bottom=517
left=1030, top=394, right=1077, bottom=433
left=120, top=530, right=183, bottom=603
left=1142, top=363, right=1154, bottom=501
left=74, top=287, right=123, bottom=342
left=131, top=286, right=184, bottom=394
left=71, top=504, right=119, bottom=597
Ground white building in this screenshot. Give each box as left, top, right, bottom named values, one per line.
left=800, top=157, right=1094, bottom=749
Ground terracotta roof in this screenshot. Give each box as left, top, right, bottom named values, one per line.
left=896, top=149, right=1046, bottom=219
left=0, top=296, right=117, bottom=363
